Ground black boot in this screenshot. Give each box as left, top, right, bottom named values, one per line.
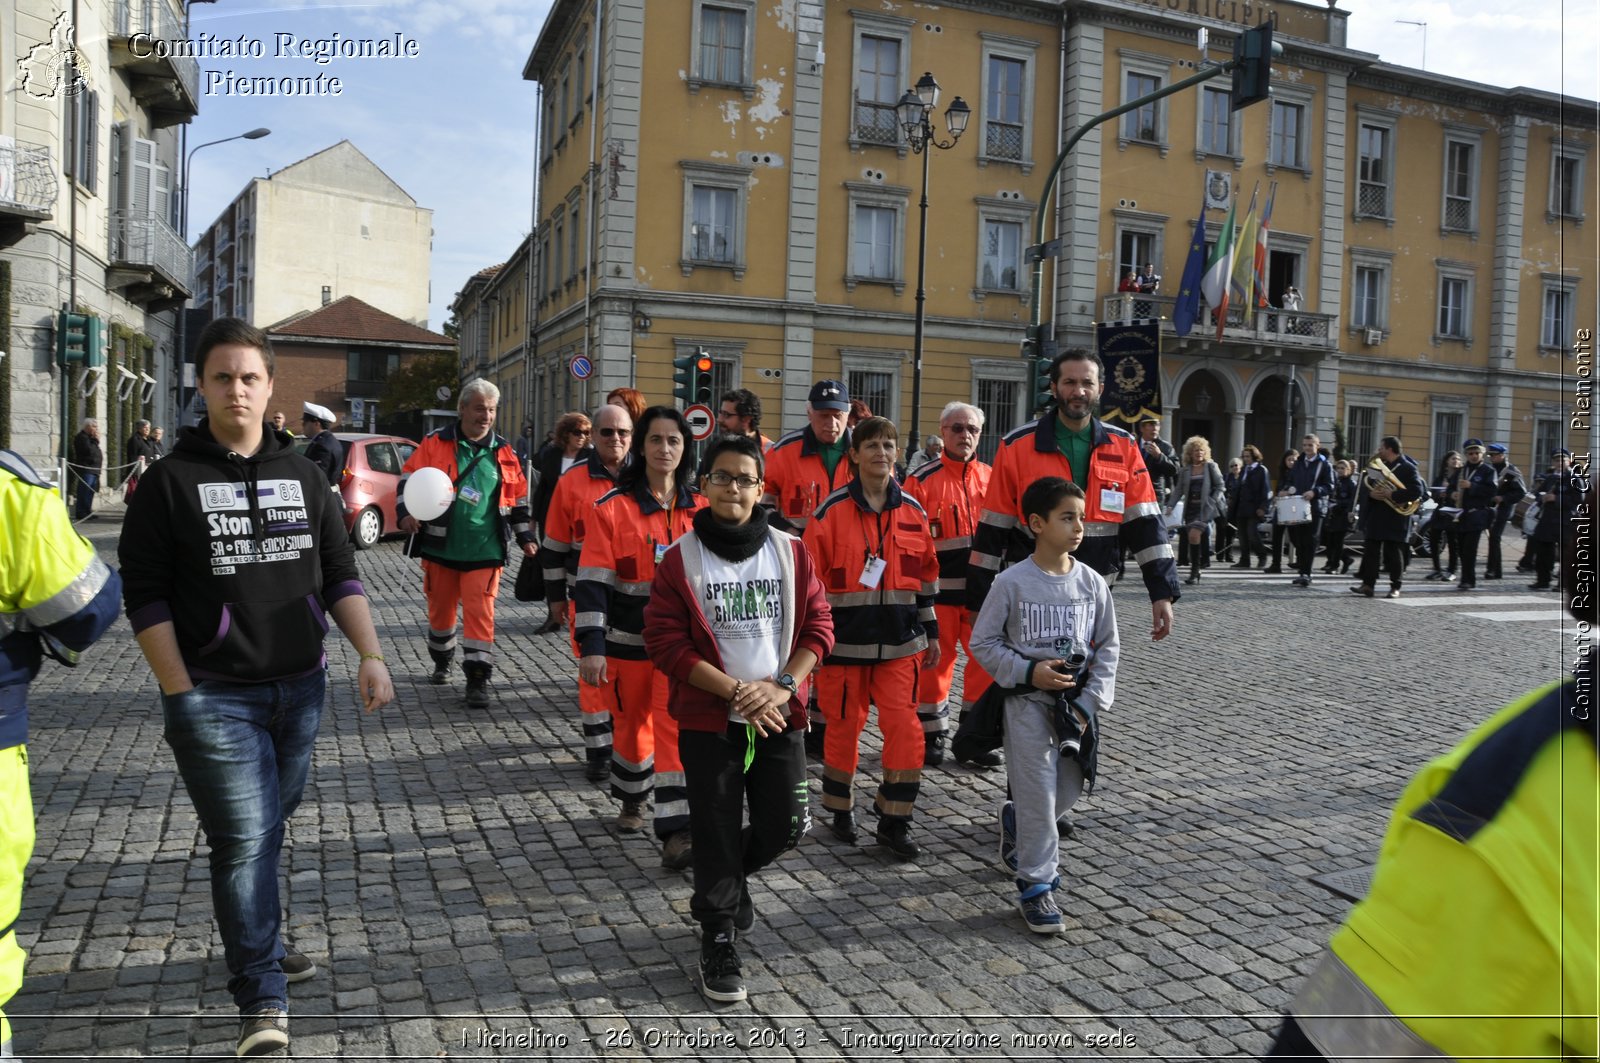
left=923, top=732, right=947, bottom=767
left=429, top=649, right=452, bottom=685
left=830, top=809, right=858, bottom=843
left=874, top=817, right=920, bottom=860
left=463, top=661, right=491, bottom=708
left=1184, top=559, right=1201, bottom=584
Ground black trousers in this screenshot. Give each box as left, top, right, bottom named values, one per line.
left=680, top=724, right=808, bottom=934
left=1427, top=522, right=1458, bottom=573
left=1533, top=540, right=1558, bottom=584
left=1289, top=518, right=1322, bottom=578
left=1323, top=518, right=1351, bottom=571
left=1485, top=513, right=1510, bottom=578
left=1357, top=539, right=1406, bottom=589
left=1457, top=520, right=1486, bottom=586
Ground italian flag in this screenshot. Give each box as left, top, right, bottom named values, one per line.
left=1200, top=193, right=1238, bottom=339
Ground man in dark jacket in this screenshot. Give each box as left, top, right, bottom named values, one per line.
left=119, top=318, right=394, bottom=1057
left=1448, top=439, right=1499, bottom=591
left=69, top=418, right=103, bottom=520
left=299, top=402, right=343, bottom=490
left=1229, top=444, right=1272, bottom=568
left=1350, top=435, right=1424, bottom=598
left=1484, top=442, right=1527, bottom=580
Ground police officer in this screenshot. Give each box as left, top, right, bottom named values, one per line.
left=0, top=451, right=122, bottom=1057
left=300, top=402, right=343, bottom=489
left=1483, top=442, right=1526, bottom=580
left=1448, top=439, right=1498, bottom=591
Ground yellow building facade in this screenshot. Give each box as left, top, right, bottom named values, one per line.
left=506, top=0, right=1594, bottom=473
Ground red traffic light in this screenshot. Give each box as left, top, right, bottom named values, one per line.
left=695, top=355, right=713, bottom=372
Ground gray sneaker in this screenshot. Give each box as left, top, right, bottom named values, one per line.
left=237, top=1006, right=289, bottom=1056
left=281, top=951, right=316, bottom=984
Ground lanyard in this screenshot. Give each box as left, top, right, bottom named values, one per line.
left=857, top=499, right=888, bottom=562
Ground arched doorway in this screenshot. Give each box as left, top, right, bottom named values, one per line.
left=1246, top=374, right=1308, bottom=457
left=1176, top=369, right=1226, bottom=450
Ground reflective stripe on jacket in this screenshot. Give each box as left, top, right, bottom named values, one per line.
left=904, top=455, right=991, bottom=607
left=575, top=483, right=706, bottom=660
left=967, top=415, right=1177, bottom=611
left=801, top=479, right=938, bottom=663
left=397, top=423, right=534, bottom=558
left=761, top=426, right=854, bottom=532
left=540, top=455, right=626, bottom=602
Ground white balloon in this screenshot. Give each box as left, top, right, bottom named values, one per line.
left=403, top=466, right=455, bottom=522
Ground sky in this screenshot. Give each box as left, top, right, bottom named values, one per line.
left=178, top=1, right=1599, bottom=333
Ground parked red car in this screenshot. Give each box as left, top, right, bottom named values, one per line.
left=296, top=432, right=418, bottom=549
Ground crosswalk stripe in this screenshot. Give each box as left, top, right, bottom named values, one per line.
left=1389, top=595, right=1552, bottom=607
left=1457, top=610, right=1568, bottom=622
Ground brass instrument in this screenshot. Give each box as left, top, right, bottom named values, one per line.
left=1364, top=457, right=1422, bottom=516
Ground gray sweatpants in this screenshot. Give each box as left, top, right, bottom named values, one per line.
left=1001, top=694, right=1086, bottom=887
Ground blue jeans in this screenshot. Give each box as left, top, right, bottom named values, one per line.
left=161, top=671, right=326, bottom=1014
left=72, top=472, right=97, bottom=520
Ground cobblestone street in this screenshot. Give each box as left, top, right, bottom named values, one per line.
left=12, top=510, right=1574, bottom=1059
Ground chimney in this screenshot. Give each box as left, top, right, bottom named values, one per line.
left=321, top=285, right=332, bottom=306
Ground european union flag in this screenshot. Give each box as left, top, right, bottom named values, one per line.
left=1171, top=190, right=1209, bottom=337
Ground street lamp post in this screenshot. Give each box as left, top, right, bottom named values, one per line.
left=175, top=127, right=269, bottom=421
left=897, top=73, right=968, bottom=455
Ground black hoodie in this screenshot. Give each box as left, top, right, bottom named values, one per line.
left=118, top=421, right=365, bottom=683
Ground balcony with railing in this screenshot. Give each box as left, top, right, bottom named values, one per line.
left=109, top=209, right=193, bottom=307
left=0, top=136, right=57, bottom=244
left=1101, top=293, right=1336, bottom=351
left=110, top=0, right=199, bottom=126
left=852, top=96, right=900, bottom=148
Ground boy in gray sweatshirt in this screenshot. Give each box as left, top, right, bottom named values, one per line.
left=970, top=477, right=1120, bottom=934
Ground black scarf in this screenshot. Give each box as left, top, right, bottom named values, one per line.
left=693, top=505, right=770, bottom=562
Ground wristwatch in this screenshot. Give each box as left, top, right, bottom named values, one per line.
left=776, top=673, right=799, bottom=696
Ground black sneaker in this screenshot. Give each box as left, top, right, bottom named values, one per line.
left=874, top=818, right=920, bottom=860
left=585, top=755, right=611, bottom=783
left=464, top=676, right=490, bottom=709
left=281, top=951, right=316, bottom=983
left=699, top=932, right=747, bottom=1003
left=237, top=1006, right=289, bottom=1056
left=829, top=809, right=858, bottom=843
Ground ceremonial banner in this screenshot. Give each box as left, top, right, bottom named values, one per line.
left=1096, top=319, right=1162, bottom=427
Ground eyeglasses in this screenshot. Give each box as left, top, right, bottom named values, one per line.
left=597, top=427, right=632, bottom=438
left=945, top=424, right=980, bottom=435
left=706, top=471, right=763, bottom=490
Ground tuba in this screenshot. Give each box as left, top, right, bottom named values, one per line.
left=1364, top=457, right=1422, bottom=516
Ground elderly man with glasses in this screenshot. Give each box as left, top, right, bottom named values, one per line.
left=903, top=402, right=999, bottom=769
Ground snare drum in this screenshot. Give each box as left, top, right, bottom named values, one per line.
left=1274, top=495, right=1313, bottom=525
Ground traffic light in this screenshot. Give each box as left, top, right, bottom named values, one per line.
left=672, top=352, right=697, bottom=406
left=1230, top=22, right=1274, bottom=111
left=693, top=353, right=714, bottom=405
left=1032, top=356, right=1055, bottom=415
left=56, top=310, right=105, bottom=367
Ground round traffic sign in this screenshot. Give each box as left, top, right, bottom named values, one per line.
left=435, top=386, right=451, bottom=402
left=684, top=403, right=715, bottom=441
left=570, top=356, right=593, bottom=380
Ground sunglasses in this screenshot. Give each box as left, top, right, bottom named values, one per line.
left=945, top=424, right=980, bottom=435
left=569, top=428, right=592, bottom=437
left=597, top=427, right=632, bottom=438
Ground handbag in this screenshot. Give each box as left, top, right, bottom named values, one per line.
left=513, top=554, right=545, bottom=601
left=1521, top=501, right=1542, bottom=536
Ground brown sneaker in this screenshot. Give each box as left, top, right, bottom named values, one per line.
left=1349, top=584, right=1375, bottom=598
left=661, top=829, right=693, bottom=870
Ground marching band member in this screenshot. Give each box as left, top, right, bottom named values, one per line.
left=1448, top=439, right=1498, bottom=592
left=803, top=417, right=940, bottom=860
left=1528, top=448, right=1579, bottom=591
left=1484, top=442, right=1527, bottom=580
left=1349, top=436, right=1424, bottom=599
left=577, top=407, right=706, bottom=865
left=1283, top=434, right=1334, bottom=588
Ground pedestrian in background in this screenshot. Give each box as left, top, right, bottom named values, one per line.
left=643, top=434, right=833, bottom=1005
left=299, top=403, right=342, bottom=490
left=1229, top=445, right=1271, bottom=568
left=1320, top=459, right=1357, bottom=575
left=397, top=379, right=537, bottom=708
left=69, top=418, right=102, bottom=521
left=1527, top=448, right=1579, bottom=591
left=119, top=317, right=394, bottom=1057
left=0, top=448, right=121, bottom=1057
left=1216, top=457, right=1243, bottom=563
left=149, top=426, right=166, bottom=457
left=606, top=386, right=647, bottom=425
left=1165, top=436, right=1225, bottom=585
left=576, top=407, right=705, bottom=863
left=124, top=419, right=160, bottom=500
left=716, top=389, right=774, bottom=452
left=530, top=412, right=592, bottom=540
left=1263, top=448, right=1299, bottom=574
left=971, top=477, right=1119, bottom=935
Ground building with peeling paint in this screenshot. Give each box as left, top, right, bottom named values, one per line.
left=498, top=0, right=1594, bottom=475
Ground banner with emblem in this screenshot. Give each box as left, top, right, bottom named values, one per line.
left=1096, top=320, right=1162, bottom=427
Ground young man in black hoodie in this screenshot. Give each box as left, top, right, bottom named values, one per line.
left=118, top=318, right=394, bottom=1057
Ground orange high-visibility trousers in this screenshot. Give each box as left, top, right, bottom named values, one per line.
left=423, top=561, right=500, bottom=667
left=816, top=656, right=923, bottom=821
left=916, top=603, right=994, bottom=732
left=603, top=658, right=686, bottom=838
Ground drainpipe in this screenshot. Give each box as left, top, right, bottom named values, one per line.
left=579, top=0, right=603, bottom=405
left=526, top=83, right=542, bottom=474
left=62, top=0, right=82, bottom=470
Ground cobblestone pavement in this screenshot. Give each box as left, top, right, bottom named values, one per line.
left=13, top=510, right=1574, bottom=1059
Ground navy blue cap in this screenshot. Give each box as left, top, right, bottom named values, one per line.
left=1461, top=438, right=1485, bottom=450
left=807, top=380, right=850, bottom=410
left=1554, top=447, right=1573, bottom=458
left=1486, top=442, right=1508, bottom=455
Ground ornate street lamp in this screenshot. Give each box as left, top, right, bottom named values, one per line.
left=897, top=73, right=969, bottom=452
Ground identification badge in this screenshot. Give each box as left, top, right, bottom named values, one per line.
left=654, top=542, right=669, bottom=565
left=1100, top=487, right=1125, bottom=515
left=458, top=485, right=483, bottom=505
left=859, top=555, right=887, bottom=589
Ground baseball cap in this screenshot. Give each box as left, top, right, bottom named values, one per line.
left=807, top=380, right=850, bottom=411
